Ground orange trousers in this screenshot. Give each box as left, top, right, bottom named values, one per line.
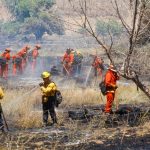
left=0, top=65, right=4, bottom=77
left=12, top=64, right=17, bottom=76
left=94, top=67, right=102, bottom=77
left=13, top=63, right=23, bottom=75
left=18, top=63, right=23, bottom=74
left=32, top=59, right=36, bottom=72
left=105, top=92, right=115, bottom=113
left=97, top=68, right=102, bottom=76
left=22, top=59, right=27, bottom=72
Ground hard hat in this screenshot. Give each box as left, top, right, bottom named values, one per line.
left=5, top=48, right=11, bottom=52
left=35, top=44, right=41, bottom=48
left=109, top=64, right=117, bottom=72
left=66, top=48, right=71, bottom=54
left=25, top=45, right=30, bottom=49
left=41, top=71, right=51, bottom=79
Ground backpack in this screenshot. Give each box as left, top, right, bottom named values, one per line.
left=55, top=90, right=63, bottom=107
left=15, top=57, right=22, bottom=65
left=99, top=81, right=107, bottom=96
left=52, top=82, right=63, bottom=107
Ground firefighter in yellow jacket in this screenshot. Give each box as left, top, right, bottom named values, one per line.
left=39, top=71, right=57, bottom=127
left=0, top=87, right=4, bottom=131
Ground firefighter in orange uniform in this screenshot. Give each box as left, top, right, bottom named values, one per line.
left=92, top=56, right=104, bottom=77
left=1, top=48, right=11, bottom=79
left=62, top=48, right=72, bottom=75
left=104, top=64, right=119, bottom=114
left=17, top=45, right=30, bottom=72
left=32, top=44, right=40, bottom=72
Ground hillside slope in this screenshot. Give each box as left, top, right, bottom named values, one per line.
left=0, top=0, right=12, bottom=22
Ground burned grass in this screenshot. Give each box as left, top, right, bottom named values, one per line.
left=0, top=119, right=150, bottom=150
left=0, top=79, right=150, bottom=149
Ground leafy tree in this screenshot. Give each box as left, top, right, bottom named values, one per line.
left=0, top=21, right=21, bottom=36
left=21, top=14, right=64, bottom=40
left=4, top=0, right=55, bottom=21
left=1, top=0, right=64, bottom=40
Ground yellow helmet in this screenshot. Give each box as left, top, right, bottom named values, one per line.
left=41, top=71, right=51, bottom=78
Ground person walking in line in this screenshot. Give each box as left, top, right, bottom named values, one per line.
left=62, top=48, right=72, bottom=76
left=17, top=45, right=30, bottom=73
left=92, top=56, right=104, bottom=77
left=1, top=48, right=11, bottom=79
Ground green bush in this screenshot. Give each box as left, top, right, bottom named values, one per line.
left=96, top=20, right=123, bottom=36
left=4, top=0, right=55, bottom=22
left=1, top=0, right=64, bottom=40
left=21, top=14, right=64, bottom=40
left=0, top=21, right=22, bottom=36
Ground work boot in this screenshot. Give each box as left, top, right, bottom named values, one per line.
left=109, top=110, right=114, bottom=114
left=42, top=122, right=48, bottom=128
left=48, top=120, right=57, bottom=127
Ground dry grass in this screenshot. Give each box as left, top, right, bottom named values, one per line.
left=1, top=78, right=149, bottom=128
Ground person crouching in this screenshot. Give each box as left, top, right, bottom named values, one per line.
left=39, top=71, right=57, bottom=127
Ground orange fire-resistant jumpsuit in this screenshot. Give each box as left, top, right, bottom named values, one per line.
left=17, top=47, right=29, bottom=72
left=1, top=50, right=11, bottom=79
left=104, top=69, right=119, bottom=113
left=62, top=52, right=73, bottom=75
left=92, top=56, right=104, bottom=77
left=32, top=47, right=39, bottom=72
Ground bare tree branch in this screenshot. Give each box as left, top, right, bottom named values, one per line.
left=113, top=0, right=131, bottom=35
left=67, top=0, right=150, bottom=99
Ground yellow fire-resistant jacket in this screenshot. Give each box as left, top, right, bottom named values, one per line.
left=40, top=82, right=57, bottom=96
left=0, top=87, right=4, bottom=99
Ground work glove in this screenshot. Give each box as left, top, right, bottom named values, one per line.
left=39, top=82, right=44, bottom=87
left=113, top=85, right=118, bottom=89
